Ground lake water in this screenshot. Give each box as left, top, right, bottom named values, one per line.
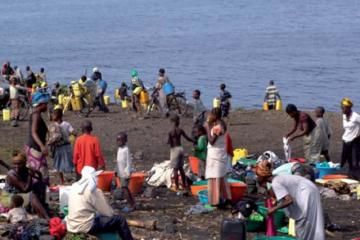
left=1, top=0, right=359, bottom=111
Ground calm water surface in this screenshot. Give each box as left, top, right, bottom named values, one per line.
left=1, top=0, right=359, bottom=111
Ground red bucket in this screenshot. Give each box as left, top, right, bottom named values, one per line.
left=97, top=171, right=115, bottom=191
left=289, top=158, right=306, bottom=163
left=188, top=156, right=200, bottom=175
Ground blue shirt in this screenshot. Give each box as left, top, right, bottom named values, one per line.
left=98, top=79, right=107, bottom=93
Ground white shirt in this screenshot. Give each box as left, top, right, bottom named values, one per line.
left=342, top=112, right=360, bottom=142
left=60, top=121, right=74, bottom=140
left=8, top=207, right=27, bottom=223
left=116, top=146, right=132, bottom=178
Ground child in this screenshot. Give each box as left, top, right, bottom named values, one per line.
left=119, top=82, right=129, bottom=101
left=168, top=114, right=194, bottom=191
left=9, top=77, right=20, bottom=127
left=193, top=125, right=207, bottom=179
left=115, top=132, right=135, bottom=212
left=315, top=106, right=332, bottom=162
left=48, top=108, right=75, bottom=184
left=192, top=89, right=207, bottom=125
left=219, top=83, right=232, bottom=118
left=7, top=195, right=27, bottom=223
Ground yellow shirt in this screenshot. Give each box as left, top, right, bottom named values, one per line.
left=66, top=188, right=113, bottom=233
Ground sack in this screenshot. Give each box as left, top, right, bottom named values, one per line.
left=257, top=151, right=283, bottom=169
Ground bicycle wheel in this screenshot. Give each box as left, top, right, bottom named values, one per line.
left=78, top=97, right=91, bottom=117
left=176, top=95, right=190, bottom=116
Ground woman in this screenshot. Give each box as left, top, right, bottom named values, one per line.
left=204, top=108, right=231, bottom=206
left=254, top=161, right=324, bottom=240
left=26, top=91, right=50, bottom=185
left=341, top=98, right=360, bottom=180
left=48, top=108, right=75, bottom=185
left=285, top=104, right=326, bottom=164
left=4, top=150, right=49, bottom=219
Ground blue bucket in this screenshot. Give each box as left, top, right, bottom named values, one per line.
left=198, top=190, right=209, bottom=204
left=163, top=82, right=174, bottom=95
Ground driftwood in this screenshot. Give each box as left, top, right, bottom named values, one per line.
left=127, top=219, right=157, bottom=230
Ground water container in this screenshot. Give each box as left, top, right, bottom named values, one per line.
left=71, top=97, right=82, bottom=111
left=263, top=102, right=269, bottom=111
left=2, top=109, right=10, bottom=121
left=72, top=82, right=82, bottom=97
left=213, top=97, right=221, bottom=108
left=232, top=148, right=248, bottom=164
left=133, top=86, right=142, bottom=95
left=62, top=96, right=71, bottom=111
left=220, top=218, right=246, bottom=240
left=121, top=100, right=128, bottom=109
left=163, top=82, right=174, bottom=96
left=104, top=95, right=110, bottom=105
left=275, top=100, right=282, bottom=111
left=139, top=91, right=150, bottom=104
left=288, top=218, right=296, bottom=236
left=58, top=94, right=64, bottom=105
left=115, top=89, right=120, bottom=99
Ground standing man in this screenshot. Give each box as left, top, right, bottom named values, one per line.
left=73, top=121, right=105, bottom=179
left=156, top=68, right=171, bottom=114
left=96, top=77, right=109, bottom=113
left=25, top=66, right=37, bottom=88
left=264, top=80, right=281, bottom=110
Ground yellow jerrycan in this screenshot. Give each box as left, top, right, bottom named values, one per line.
left=232, top=148, right=248, bottom=165
left=263, top=102, right=269, bottom=111
left=2, top=109, right=11, bottom=121
left=213, top=98, right=221, bottom=108
left=276, top=99, right=282, bottom=111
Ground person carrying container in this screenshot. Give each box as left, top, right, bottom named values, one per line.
left=130, top=69, right=145, bottom=112
left=219, top=83, right=232, bottom=118
left=156, top=68, right=172, bottom=113
left=264, top=80, right=281, bottom=110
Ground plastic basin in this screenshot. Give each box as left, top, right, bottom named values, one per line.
left=190, top=180, right=208, bottom=196
left=257, top=204, right=286, bottom=229
left=128, top=172, right=146, bottom=194
left=198, top=190, right=209, bottom=204
left=316, top=166, right=339, bottom=179
left=253, top=236, right=297, bottom=240
left=230, top=182, right=247, bottom=203
left=188, top=156, right=200, bottom=175
left=323, top=174, right=348, bottom=180
left=97, top=171, right=115, bottom=191
left=239, top=159, right=257, bottom=166
left=289, top=157, right=306, bottom=163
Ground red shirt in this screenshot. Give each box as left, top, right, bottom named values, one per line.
left=73, top=134, right=105, bottom=174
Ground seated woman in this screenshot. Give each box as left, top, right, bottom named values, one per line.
left=3, top=150, right=49, bottom=219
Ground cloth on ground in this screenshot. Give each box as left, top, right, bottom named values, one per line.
left=49, top=217, right=66, bottom=240
left=283, top=137, right=291, bottom=162
left=185, top=204, right=214, bottom=215
left=146, top=161, right=174, bottom=188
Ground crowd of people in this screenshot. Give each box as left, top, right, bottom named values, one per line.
left=1, top=61, right=360, bottom=240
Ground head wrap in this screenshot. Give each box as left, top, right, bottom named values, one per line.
left=131, top=69, right=138, bottom=78
left=72, top=166, right=103, bottom=194
left=254, top=160, right=273, bottom=177
left=31, top=91, right=50, bottom=107
left=341, top=98, right=353, bottom=108
left=12, top=151, right=26, bottom=163
left=93, top=67, right=99, bottom=73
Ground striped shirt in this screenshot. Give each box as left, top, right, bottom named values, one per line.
left=265, top=85, right=279, bottom=105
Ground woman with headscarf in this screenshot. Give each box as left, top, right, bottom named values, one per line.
left=26, top=91, right=50, bottom=185
left=4, top=150, right=49, bottom=219
left=254, top=161, right=324, bottom=240
left=341, top=98, right=360, bottom=180
left=67, top=166, right=133, bottom=240
left=204, top=108, right=231, bottom=206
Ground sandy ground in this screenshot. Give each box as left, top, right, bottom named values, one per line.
left=0, top=105, right=359, bottom=239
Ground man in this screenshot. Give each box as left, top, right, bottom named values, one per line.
left=91, top=67, right=102, bottom=81
left=285, top=104, right=326, bottom=164
left=73, top=121, right=105, bottom=178
left=25, top=66, right=37, bottom=88
left=130, top=69, right=145, bottom=112
left=79, top=75, right=97, bottom=107
left=96, top=77, right=109, bottom=113
left=156, top=68, right=171, bottom=114
left=254, top=161, right=325, bottom=240
left=264, top=80, right=281, bottom=110
left=1, top=61, right=14, bottom=81
left=13, top=66, right=23, bottom=82
left=67, top=166, right=133, bottom=240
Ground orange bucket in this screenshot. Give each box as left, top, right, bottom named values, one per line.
left=97, top=171, right=115, bottom=191
left=188, top=156, right=200, bottom=175
left=128, top=172, right=146, bottom=194
left=230, top=182, right=247, bottom=203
